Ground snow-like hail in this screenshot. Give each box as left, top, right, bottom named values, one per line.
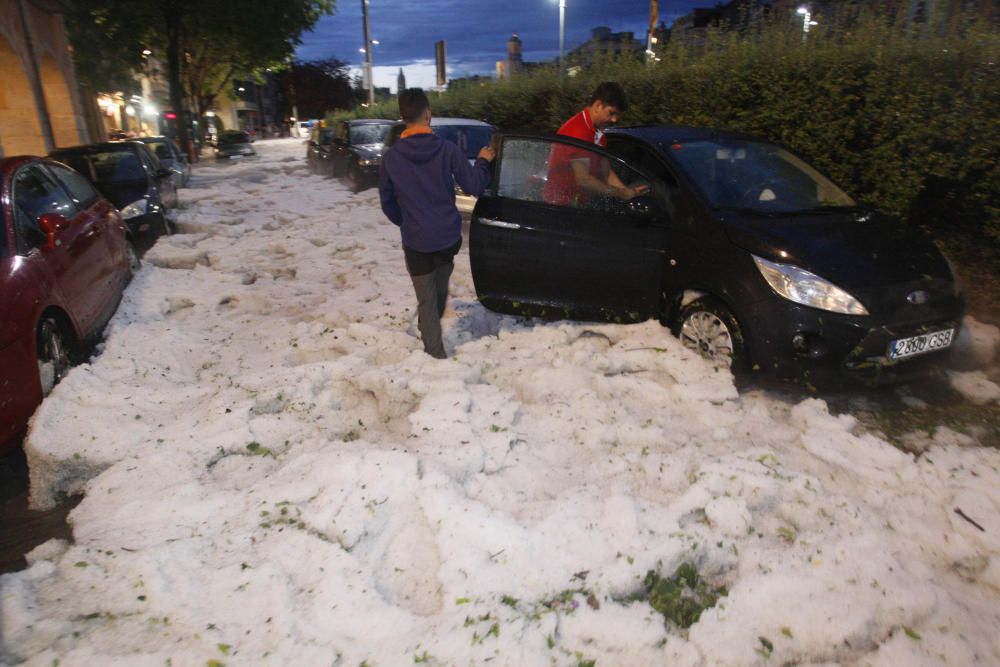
left=3, top=138, right=1000, bottom=667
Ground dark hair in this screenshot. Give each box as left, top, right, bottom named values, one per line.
left=398, top=88, right=430, bottom=123
left=590, top=81, right=628, bottom=112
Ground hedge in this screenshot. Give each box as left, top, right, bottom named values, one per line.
left=335, top=11, right=1000, bottom=245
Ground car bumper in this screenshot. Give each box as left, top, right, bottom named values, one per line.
left=743, top=295, right=964, bottom=386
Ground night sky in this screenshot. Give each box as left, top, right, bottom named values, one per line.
left=295, top=0, right=707, bottom=89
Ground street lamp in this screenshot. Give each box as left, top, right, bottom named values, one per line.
left=558, top=0, right=566, bottom=71
left=361, top=0, right=374, bottom=106
left=796, top=6, right=818, bottom=42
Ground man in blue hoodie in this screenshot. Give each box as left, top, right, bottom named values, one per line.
left=379, top=88, right=496, bottom=359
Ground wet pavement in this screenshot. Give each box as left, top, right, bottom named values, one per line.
left=0, top=444, right=79, bottom=575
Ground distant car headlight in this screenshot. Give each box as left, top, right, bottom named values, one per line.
left=120, top=198, right=149, bottom=220
left=753, top=255, right=869, bottom=316
left=358, top=158, right=377, bottom=167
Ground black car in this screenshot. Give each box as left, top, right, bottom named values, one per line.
left=306, top=125, right=336, bottom=176
left=470, top=127, right=964, bottom=385
left=327, top=119, right=399, bottom=191
left=214, top=130, right=257, bottom=160
left=50, top=141, right=178, bottom=248
left=136, top=136, right=191, bottom=188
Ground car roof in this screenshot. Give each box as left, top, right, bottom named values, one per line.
left=347, top=119, right=398, bottom=125
left=50, top=141, right=145, bottom=155
left=135, top=136, right=171, bottom=143
left=607, top=125, right=770, bottom=145
left=431, top=118, right=494, bottom=128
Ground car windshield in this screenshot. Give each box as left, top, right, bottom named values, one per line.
left=219, top=132, right=249, bottom=146
left=53, top=149, right=145, bottom=185
left=666, top=139, right=855, bottom=214
left=350, top=124, right=391, bottom=146
left=434, top=125, right=494, bottom=160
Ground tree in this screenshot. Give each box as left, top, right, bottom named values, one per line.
left=64, top=0, right=334, bottom=152
left=286, top=59, right=355, bottom=118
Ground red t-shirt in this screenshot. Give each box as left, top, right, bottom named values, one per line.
left=543, top=108, right=606, bottom=205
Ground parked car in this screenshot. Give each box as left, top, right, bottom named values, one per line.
left=470, top=127, right=964, bottom=385
left=387, top=117, right=496, bottom=214
left=49, top=141, right=178, bottom=249
left=305, top=125, right=336, bottom=176
left=214, top=130, right=257, bottom=159
left=328, top=119, right=399, bottom=192
left=136, top=135, right=191, bottom=188
left=0, top=156, right=136, bottom=453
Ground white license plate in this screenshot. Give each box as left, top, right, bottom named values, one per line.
left=229, top=155, right=244, bottom=159
left=888, top=328, right=954, bottom=360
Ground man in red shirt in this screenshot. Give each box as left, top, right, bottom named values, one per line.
left=544, top=81, right=647, bottom=205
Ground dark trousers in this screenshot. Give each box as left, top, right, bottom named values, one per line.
left=404, top=240, right=460, bottom=359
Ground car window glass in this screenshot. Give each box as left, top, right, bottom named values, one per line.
left=349, top=124, right=390, bottom=145
left=46, top=163, right=100, bottom=208
left=667, top=140, right=855, bottom=213
left=499, top=137, right=663, bottom=215
left=61, top=149, right=145, bottom=184
left=147, top=141, right=174, bottom=161
left=137, top=145, right=163, bottom=171
left=434, top=125, right=494, bottom=160
left=607, top=137, right=678, bottom=218
left=13, top=165, right=77, bottom=252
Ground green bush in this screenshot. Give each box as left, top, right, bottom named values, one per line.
left=338, top=10, right=1000, bottom=245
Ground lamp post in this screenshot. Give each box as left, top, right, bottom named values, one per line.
left=559, top=0, right=565, bottom=67
left=361, top=0, right=374, bottom=106
left=796, top=6, right=818, bottom=43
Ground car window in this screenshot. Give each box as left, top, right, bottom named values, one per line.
left=146, top=140, right=175, bottom=161
left=498, top=137, right=661, bottom=215
left=218, top=132, right=249, bottom=145
left=606, top=137, right=678, bottom=218
left=46, top=163, right=101, bottom=209
left=667, top=139, right=855, bottom=213
left=12, top=165, right=78, bottom=253
left=434, top=125, right=494, bottom=160
left=349, top=124, right=390, bottom=146
left=136, top=145, right=163, bottom=172
left=53, top=149, right=146, bottom=185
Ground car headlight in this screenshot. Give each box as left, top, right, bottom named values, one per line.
left=753, top=255, right=869, bottom=315
left=120, top=198, right=149, bottom=220
left=358, top=158, right=377, bottom=167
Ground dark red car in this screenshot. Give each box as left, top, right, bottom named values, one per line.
left=0, top=156, right=136, bottom=453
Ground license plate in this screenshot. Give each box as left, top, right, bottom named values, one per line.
left=888, top=328, right=954, bottom=360
left=229, top=155, right=244, bottom=159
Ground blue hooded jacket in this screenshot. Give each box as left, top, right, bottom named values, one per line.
left=379, top=132, right=492, bottom=253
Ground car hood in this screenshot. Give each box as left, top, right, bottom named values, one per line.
left=95, top=181, right=148, bottom=209
left=352, top=144, right=385, bottom=159
left=721, top=208, right=953, bottom=289
left=218, top=143, right=254, bottom=154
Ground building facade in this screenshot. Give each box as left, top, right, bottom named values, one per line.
left=0, top=0, right=89, bottom=157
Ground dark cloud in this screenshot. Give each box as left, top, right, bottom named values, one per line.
left=296, top=0, right=704, bottom=71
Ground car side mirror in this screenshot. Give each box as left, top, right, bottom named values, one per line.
left=156, top=167, right=173, bottom=180
left=38, top=213, right=71, bottom=247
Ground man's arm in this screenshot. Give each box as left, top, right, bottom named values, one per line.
left=451, top=144, right=496, bottom=197
left=569, top=159, right=646, bottom=200
left=378, top=160, right=403, bottom=226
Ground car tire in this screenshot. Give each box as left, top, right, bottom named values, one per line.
left=36, top=317, right=74, bottom=397
left=673, top=297, right=747, bottom=370
left=160, top=214, right=173, bottom=236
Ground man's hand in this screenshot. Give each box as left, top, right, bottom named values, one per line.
left=478, top=145, right=497, bottom=162
left=621, top=183, right=650, bottom=199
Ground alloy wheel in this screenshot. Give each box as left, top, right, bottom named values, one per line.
left=37, top=319, right=72, bottom=396
left=679, top=310, right=735, bottom=365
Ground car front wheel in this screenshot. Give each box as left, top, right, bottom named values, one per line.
left=673, top=297, right=747, bottom=370
left=37, top=318, right=74, bottom=396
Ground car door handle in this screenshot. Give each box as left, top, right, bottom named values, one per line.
left=479, top=217, right=521, bottom=230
